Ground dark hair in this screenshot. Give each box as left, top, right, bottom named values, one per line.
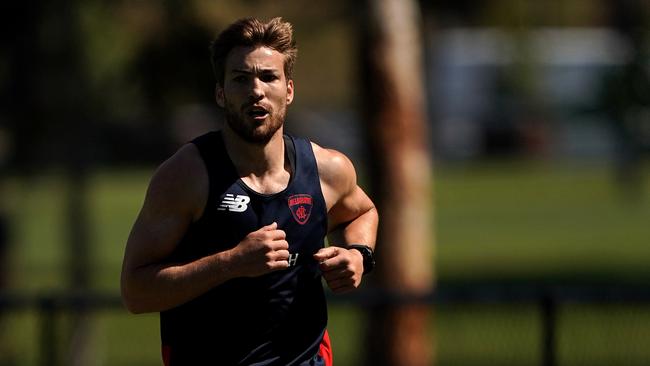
left=210, top=17, right=298, bottom=85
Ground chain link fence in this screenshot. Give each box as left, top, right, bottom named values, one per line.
left=2, top=285, right=650, bottom=366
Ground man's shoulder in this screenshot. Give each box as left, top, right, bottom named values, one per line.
left=310, top=142, right=356, bottom=194
left=310, top=142, right=351, bottom=169
left=166, top=129, right=225, bottom=177
left=283, top=135, right=350, bottom=174
left=147, top=143, right=209, bottom=217
left=191, top=130, right=221, bottom=147
left=162, top=143, right=205, bottom=175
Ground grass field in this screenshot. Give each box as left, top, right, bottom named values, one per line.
left=1, top=159, right=649, bottom=365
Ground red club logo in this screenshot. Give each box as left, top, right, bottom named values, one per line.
left=288, top=194, right=313, bottom=225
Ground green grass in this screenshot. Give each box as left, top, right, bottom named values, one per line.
left=435, top=303, right=541, bottom=366
left=558, top=304, right=650, bottom=366
left=1, top=160, right=649, bottom=365
left=435, top=161, right=650, bottom=284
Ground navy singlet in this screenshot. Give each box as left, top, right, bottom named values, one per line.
left=160, top=131, right=329, bottom=365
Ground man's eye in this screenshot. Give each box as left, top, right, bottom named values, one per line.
left=233, top=75, right=247, bottom=82
left=261, top=74, right=279, bottom=82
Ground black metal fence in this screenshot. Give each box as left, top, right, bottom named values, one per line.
left=1, top=285, right=650, bottom=366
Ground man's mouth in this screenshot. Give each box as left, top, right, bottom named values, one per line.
left=247, top=106, right=269, bottom=120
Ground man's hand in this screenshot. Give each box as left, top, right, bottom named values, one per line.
left=230, top=222, right=290, bottom=277
left=313, top=246, right=364, bottom=294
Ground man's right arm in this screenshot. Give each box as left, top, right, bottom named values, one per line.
left=120, top=144, right=290, bottom=314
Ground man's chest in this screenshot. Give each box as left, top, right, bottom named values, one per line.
left=210, top=181, right=327, bottom=253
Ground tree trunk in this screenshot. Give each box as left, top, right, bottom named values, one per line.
left=359, top=0, right=435, bottom=365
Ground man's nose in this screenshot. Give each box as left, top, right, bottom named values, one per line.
left=249, top=77, right=264, bottom=99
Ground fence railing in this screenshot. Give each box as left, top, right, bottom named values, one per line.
left=2, top=284, right=650, bottom=366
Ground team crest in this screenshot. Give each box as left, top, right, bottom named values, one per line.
left=288, top=194, right=313, bottom=225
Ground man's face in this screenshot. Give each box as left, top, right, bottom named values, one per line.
left=217, top=46, right=294, bottom=144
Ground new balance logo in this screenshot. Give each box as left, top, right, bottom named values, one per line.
left=218, top=194, right=250, bottom=212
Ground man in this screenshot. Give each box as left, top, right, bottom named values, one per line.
left=121, top=17, right=378, bottom=366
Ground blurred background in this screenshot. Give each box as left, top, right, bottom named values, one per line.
left=1, top=0, right=649, bottom=365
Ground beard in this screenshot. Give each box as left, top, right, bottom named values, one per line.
left=223, top=98, right=286, bottom=145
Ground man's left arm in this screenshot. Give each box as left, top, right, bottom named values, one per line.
left=312, top=145, right=378, bottom=294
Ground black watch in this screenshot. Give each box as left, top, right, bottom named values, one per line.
left=348, top=244, right=375, bottom=275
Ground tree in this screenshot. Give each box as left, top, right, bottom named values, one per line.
left=359, top=0, right=435, bottom=365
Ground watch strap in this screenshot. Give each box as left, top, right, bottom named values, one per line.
left=348, top=244, right=375, bottom=275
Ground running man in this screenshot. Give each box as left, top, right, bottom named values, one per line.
left=121, top=17, right=378, bottom=365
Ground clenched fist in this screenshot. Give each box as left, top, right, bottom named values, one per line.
left=229, top=222, right=290, bottom=277
left=313, top=246, right=364, bottom=294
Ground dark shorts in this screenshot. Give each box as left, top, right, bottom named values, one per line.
left=162, top=329, right=334, bottom=366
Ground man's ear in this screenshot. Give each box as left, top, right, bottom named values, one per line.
left=286, top=79, right=294, bottom=105
left=215, top=84, right=225, bottom=108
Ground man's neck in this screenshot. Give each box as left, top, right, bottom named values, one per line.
left=222, top=126, right=290, bottom=194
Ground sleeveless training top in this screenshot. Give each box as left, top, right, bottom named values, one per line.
left=160, top=131, right=328, bottom=365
